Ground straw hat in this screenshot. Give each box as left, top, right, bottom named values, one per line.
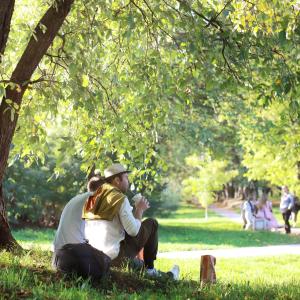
left=104, top=163, right=130, bottom=179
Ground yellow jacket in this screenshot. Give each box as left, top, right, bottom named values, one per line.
left=82, top=183, right=125, bottom=221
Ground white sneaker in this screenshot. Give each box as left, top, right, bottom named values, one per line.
left=146, top=266, right=180, bottom=280
left=169, top=265, right=180, bottom=280
left=146, top=268, right=161, bottom=277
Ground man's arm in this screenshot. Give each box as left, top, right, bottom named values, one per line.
left=134, top=197, right=150, bottom=220
left=119, top=198, right=141, bottom=236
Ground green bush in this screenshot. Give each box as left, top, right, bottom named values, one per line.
left=4, top=157, right=86, bottom=227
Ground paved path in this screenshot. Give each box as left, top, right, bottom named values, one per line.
left=209, top=204, right=242, bottom=223
left=158, top=206, right=300, bottom=259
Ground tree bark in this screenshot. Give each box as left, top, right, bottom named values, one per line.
left=0, top=183, right=21, bottom=251
left=0, top=0, right=74, bottom=251
left=224, top=182, right=235, bottom=199
left=0, top=0, right=15, bottom=60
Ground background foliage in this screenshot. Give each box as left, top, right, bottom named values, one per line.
left=2, top=1, right=300, bottom=224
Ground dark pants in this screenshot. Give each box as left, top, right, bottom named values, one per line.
left=112, top=218, right=158, bottom=269
left=292, top=203, right=300, bottom=224
left=282, top=209, right=292, bottom=234
left=53, top=243, right=111, bottom=280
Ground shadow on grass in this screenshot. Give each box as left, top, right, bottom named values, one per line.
left=0, top=259, right=197, bottom=298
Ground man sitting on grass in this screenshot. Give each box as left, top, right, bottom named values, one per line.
left=52, top=175, right=109, bottom=280
left=82, top=163, right=179, bottom=280
left=52, top=175, right=104, bottom=255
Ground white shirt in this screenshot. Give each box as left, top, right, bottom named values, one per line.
left=52, top=192, right=92, bottom=252
left=242, top=201, right=254, bottom=215
left=84, top=197, right=141, bottom=259
left=280, top=193, right=294, bottom=213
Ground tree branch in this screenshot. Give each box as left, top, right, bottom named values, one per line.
left=9, top=0, right=74, bottom=88
left=205, top=0, right=233, bottom=28
left=130, top=0, right=150, bottom=25
left=222, top=39, right=239, bottom=81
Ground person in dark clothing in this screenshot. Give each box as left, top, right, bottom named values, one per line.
left=280, top=186, right=294, bottom=234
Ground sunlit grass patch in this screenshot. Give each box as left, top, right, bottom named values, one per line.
left=156, top=255, right=300, bottom=299
left=12, top=204, right=300, bottom=252
left=1, top=250, right=300, bottom=299
left=156, top=255, right=300, bottom=283
left=157, top=205, right=300, bottom=252
left=13, top=228, right=54, bottom=250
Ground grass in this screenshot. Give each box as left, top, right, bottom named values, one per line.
left=1, top=249, right=300, bottom=299
left=2, top=204, right=299, bottom=299
left=0, top=249, right=197, bottom=300
left=12, top=205, right=300, bottom=252
left=13, top=228, right=54, bottom=251
left=156, top=255, right=300, bottom=299
left=158, top=205, right=300, bottom=252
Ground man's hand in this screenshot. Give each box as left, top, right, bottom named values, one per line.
left=134, top=197, right=150, bottom=220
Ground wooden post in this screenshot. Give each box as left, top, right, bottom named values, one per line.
left=200, top=255, right=216, bottom=287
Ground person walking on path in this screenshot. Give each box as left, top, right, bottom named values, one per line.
left=82, top=163, right=179, bottom=279
left=241, top=188, right=258, bottom=230
left=280, top=186, right=294, bottom=234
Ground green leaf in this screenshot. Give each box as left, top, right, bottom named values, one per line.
left=82, top=74, right=89, bottom=88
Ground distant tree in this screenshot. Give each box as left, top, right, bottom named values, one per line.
left=240, top=101, right=300, bottom=195
left=182, top=154, right=238, bottom=219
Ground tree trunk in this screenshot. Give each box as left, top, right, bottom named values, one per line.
left=0, top=0, right=15, bottom=60
left=224, top=182, right=235, bottom=199
left=0, top=0, right=74, bottom=251
left=0, top=183, right=21, bottom=251
left=237, top=186, right=244, bottom=200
